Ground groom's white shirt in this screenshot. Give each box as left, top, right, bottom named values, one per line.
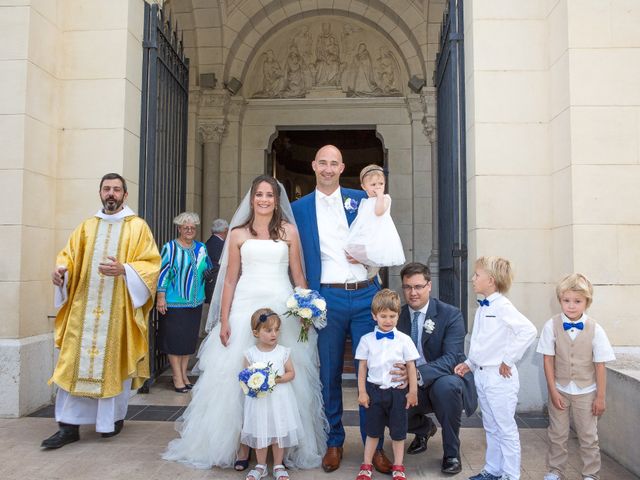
left=315, top=188, right=368, bottom=283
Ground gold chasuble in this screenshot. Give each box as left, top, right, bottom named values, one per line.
left=50, top=212, right=160, bottom=398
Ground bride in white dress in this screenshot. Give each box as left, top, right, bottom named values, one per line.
left=163, top=175, right=327, bottom=470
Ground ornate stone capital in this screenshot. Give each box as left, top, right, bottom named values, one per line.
left=198, top=120, right=227, bottom=144
left=420, top=88, right=437, bottom=143
left=423, top=123, right=437, bottom=144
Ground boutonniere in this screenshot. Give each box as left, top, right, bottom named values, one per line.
left=343, top=196, right=359, bottom=213
left=423, top=318, right=435, bottom=335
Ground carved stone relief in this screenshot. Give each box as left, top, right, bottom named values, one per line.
left=248, top=17, right=406, bottom=99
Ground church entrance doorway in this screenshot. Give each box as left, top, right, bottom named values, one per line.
left=268, top=128, right=384, bottom=201
left=268, top=128, right=385, bottom=375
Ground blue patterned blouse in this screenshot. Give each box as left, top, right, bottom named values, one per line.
left=157, top=239, right=213, bottom=308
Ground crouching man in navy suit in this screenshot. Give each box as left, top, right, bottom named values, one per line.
left=396, top=262, right=478, bottom=474
left=292, top=145, right=393, bottom=474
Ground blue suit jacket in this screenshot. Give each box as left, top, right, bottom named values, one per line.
left=292, top=187, right=367, bottom=291
left=398, top=299, right=478, bottom=417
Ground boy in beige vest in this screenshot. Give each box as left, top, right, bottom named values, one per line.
left=536, top=274, right=615, bottom=480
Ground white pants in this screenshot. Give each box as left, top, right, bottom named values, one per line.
left=54, top=379, right=132, bottom=433
left=475, top=366, right=521, bottom=480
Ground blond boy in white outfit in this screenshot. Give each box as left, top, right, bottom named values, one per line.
left=455, top=257, right=537, bottom=480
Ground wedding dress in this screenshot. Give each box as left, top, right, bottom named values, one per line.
left=163, top=239, right=327, bottom=469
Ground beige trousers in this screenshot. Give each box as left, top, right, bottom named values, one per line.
left=547, top=390, right=600, bottom=479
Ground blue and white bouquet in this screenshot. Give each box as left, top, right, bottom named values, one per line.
left=285, top=287, right=328, bottom=342
left=238, top=362, right=276, bottom=398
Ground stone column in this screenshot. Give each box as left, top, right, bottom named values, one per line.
left=421, top=90, right=438, bottom=296
left=425, top=123, right=438, bottom=297
left=198, top=121, right=226, bottom=231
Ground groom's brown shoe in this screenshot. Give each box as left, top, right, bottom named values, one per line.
left=372, top=449, right=393, bottom=474
left=322, top=446, right=343, bottom=472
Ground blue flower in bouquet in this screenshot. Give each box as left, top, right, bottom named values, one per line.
left=238, top=362, right=276, bottom=398
left=343, top=196, right=359, bottom=213
left=286, top=287, right=327, bottom=342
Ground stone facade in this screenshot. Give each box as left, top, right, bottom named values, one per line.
left=1, top=0, right=639, bottom=417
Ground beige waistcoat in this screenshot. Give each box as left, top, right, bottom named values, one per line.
left=552, top=314, right=596, bottom=388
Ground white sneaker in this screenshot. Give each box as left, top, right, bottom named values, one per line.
left=544, top=474, right=560, bottom=480
left=583, top=477, right=596, bottom=480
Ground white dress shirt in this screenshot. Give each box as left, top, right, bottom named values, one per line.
left=536, top=313, right=616, bottom=394
left=408, top=302, right=430, bottom=367
left=355, top=327, right=420, bottom=389
left=315, top=188, right=367, bottom=283
left=466, top=292, right=537, bottom=371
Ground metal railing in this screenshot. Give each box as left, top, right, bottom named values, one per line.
left=138, top=3, right=190, bottom=389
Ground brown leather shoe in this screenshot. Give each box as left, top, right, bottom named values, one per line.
left=322, top=446, right=343, bottom=472
left=372, top=449, right=393, bottom=474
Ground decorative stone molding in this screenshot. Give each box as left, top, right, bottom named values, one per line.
left=200, top=91, right=231, bottom=109
left=198, top=121, right=227, bottom=144
left=188, top=88, right=201, bottom=108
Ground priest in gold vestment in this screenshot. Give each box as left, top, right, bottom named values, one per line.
left=42, top=173, right=161, bottom=449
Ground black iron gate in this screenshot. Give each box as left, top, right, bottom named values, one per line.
left=139, top=3, right=189, bottom=388
left=435, top=0, right=467, bottom=322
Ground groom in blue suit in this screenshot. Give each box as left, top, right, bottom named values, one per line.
left=292, top=145, right=391, bottom=474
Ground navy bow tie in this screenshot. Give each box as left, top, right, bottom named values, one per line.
left=376, top=331, right=394, bottom=340
left=563, top=321, right=584, bottom=331
left=477, top=299, right=490, bottom=307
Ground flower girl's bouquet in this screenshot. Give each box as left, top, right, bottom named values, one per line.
left=238, top=362, right=277, bottom=398
left=285, top=287, right=328, bottom=342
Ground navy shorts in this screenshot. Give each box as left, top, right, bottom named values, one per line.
left=365, top=381, right=408, bottom=441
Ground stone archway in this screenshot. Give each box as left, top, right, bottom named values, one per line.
left=161, top=0, right=444, bottom=280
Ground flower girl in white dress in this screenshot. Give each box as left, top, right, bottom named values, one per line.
left=241, top=308, right=304, bottom=480
left=345, top=164, right=405, bottom=268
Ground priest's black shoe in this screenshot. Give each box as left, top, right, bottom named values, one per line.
left=407, top=422, right=437, bottom=454
left=101, top=419, right=124, bottom=438
left=41, top=423, right=79, bottom=449
left=441, top=456, right=462, bottom=474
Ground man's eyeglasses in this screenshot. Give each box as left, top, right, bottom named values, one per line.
left=181, top=226, right=197, bottom=231
left=401, top=284, right=428, bottom=293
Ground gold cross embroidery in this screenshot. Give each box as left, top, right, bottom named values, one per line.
left=88, top=346, right=100, bottom=358
left=93, top=306, right=104, bottom=319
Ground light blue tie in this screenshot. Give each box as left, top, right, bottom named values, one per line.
left=411, top=311, right=420, bottom=346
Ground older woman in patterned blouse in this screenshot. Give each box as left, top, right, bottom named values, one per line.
left=156, top=212, right=213, bottom=393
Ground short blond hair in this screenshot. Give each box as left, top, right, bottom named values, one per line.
left=475, top=256, right=513, bottom=293
left=173, top=211, right=200, bottom=226
left=359, top=164, right=385, bottom=184
left=556, top=273, right=593, bottom=308
left=371, top=288, right=401, bottom=315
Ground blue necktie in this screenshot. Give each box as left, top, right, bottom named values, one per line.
left=563, top=321, right=584, bottom=331
left=410, top=311, right=420, bottom=346
left=376, top=331, right=394, bottom=340
left=477, top=299, right=490, bottom=307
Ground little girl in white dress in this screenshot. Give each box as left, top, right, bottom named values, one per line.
left=345, top=164, right=405, bottom=267
left=241, top=308, right=303, bottom=480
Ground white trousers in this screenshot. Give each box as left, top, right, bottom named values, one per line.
left=55, top=379, right=132, bottom=433
left=475, top=366, right=521, bottom=480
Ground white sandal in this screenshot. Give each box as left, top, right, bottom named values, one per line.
left=273, top=464, right=290, bottom=479
left=246, top=464, right=268, bottom=480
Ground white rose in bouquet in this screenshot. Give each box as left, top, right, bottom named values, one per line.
left=248, top=372, right=266, bottom=389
